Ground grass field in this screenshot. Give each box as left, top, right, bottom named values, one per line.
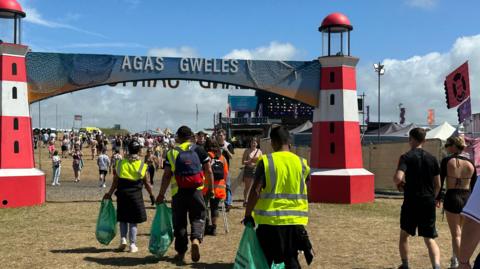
left=0, top=143, right=478, bottom=268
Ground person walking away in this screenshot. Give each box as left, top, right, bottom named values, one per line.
left=48, top=141, right=56, bottom=158
left=243, top=126, right=313, bottom=269
left=241, top=137, right=262, bottom=206
left=61, top=136, right=69, bottom=158
left=91, top=138, right=98, bottom=160
left=97, top=149, right=111, bottom=188
left=71, top=145, right=83, bottom=183
left=144, top=149, right=160, bottom=185
left=103, top=140, right=155, bottom=253
left=110, top=149, right=123, bottom=177
left=202, top=138, right=228, bottom=236
left=458, top=173, right=480, bottom=269
left=216, top=129, right=234, bottom=211
left=438, top=136, right=477, bottom=268
left=393, top=128, right=442, bottom=269
left=156, top=126, right=213, bottom=264
left=51, top=150, right=61, bottom=186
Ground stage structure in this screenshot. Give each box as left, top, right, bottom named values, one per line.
left=0, top=0, right=373, bottom=207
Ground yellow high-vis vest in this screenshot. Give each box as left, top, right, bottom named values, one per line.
left=116, top=158, right=147, bottom=181
left=253, top=151, right=310, bottom=225
left=166, top=142, right=204, bottom=197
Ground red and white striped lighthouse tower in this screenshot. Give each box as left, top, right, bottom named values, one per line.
left=0, top=0, right=45, bottom=208
left=309, top=13, right=374, bottom=204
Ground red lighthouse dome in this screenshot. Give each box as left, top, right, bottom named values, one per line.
left=0, top=0, right=25, bottom=18
left=319, top=12, right=352, bottom=32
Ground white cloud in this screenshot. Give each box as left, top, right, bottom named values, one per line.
left=223, top=41, right=299, bottom=60
left=148, top=46, right=198, bottom=58
left=357, top=34, right=480, bottom=126
left=23, top=6, right=105, bottom=38
left=405, top=0, right=438, bottom=9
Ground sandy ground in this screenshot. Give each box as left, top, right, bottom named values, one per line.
left=0, top=144, right=478, bottom=268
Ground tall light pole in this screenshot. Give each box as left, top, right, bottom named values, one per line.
left=373, top=62, right=385, bottom=144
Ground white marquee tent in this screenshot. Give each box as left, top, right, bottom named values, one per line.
left=426, top=122, right=456, bottom=141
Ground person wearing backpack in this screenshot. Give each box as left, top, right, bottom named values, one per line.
left=156, top=126, right=214, bottom=264
left=202, top=138, right=228, bottom=236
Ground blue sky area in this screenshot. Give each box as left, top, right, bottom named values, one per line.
left=16, top=0, right=480, bottom=131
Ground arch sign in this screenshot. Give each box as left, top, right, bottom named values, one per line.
left=26, top=53, right=321, bottom=106
left=0, top=6, right=374, bottom=208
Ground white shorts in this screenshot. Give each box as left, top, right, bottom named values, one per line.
left=462, top=178, right=480, bottom=223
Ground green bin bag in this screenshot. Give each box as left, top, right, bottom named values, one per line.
left=95, top=199, right=117, bottom=245
left=233, top=224, right=286, bottom=269
left=149, top=203, right=174, bottom=257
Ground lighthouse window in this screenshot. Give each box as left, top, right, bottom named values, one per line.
left=13, top=118, right=18, bottom=130
left=329, top=71, right=335, bottom=83
left=14, top=141, right=19, bottom=153
left=329, top=122, right=335, bottom=134
left=329, top=94, right=335, bottom=105
left=330, top=142, right=335, bottom=154
left=12, top=87, right=17, bottom=99
left=12, top=63, right=17, bottom=76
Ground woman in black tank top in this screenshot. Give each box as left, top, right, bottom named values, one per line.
left=440, top=136, right=477, bottom=268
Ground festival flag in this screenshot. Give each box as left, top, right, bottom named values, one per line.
left=444, top=61, right=470, bottom=109
left=226, top=102, right=231, bottom=119
left=427, top=109, right=435, bottom=125
left=400, top=107, right=406, bottom=124
left=457, top=98, right=471, bottom=124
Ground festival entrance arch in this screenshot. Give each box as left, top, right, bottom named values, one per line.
left=0, top=0, right=374, bottom=207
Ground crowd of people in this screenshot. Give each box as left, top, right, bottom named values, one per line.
left=34, top=125, right=480, bottom=268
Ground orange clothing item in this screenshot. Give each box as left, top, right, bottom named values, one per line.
left=202, top=152, right=228, bottom=199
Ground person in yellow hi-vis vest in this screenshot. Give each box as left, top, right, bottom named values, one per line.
left=156, top=126, right=214, bottom=264
left=103, top=140, right=155, bottom=253
left=243, top=125, right=314, bottom=269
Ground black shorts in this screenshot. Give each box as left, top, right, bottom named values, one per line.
left=444, top=189, right=470, bottom=214
left=99, top=170, right=107, bottom=176
left=400, top=197, right=437, bottom=238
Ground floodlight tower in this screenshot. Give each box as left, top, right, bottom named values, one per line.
left=309, top=13, right=375, bottom=203
left=0, top=0, right=45, bottom=208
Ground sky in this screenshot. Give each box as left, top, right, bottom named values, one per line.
left=13, top=0, right=480, bottom=131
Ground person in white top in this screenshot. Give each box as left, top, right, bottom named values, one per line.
left=458, top=179, right=480, bottom=269
left=97, top=149, right=111, bottom=188
left=51, top=150, right=61, bottom=186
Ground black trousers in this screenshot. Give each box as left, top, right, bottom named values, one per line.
left=256, top=225, right=302, bottom=269
left=172, top=189, right=206, bottom=254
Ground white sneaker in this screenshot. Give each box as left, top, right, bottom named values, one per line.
left=102, top=183, right=106, bottom=188
left=129, top=244, right=138, bottom=253
left=118, top=237, right=127, bottom=251
left=52, top=182, right=56, bottom=186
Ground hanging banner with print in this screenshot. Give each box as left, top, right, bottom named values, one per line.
left=444, top=61, right=470, bottom=109
left=457, top=97, right=472, bottom=124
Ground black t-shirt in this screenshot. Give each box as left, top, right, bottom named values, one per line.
left=164, top=144, right=210, bottom=168
left=397, top=148, right=440, bottom=199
